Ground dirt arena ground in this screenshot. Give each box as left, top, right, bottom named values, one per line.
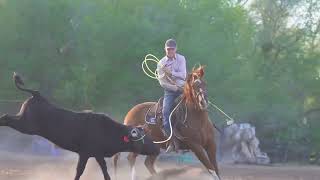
left=0, top=151, right=319, bottom=180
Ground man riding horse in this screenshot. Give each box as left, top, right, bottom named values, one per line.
left=113, top=48, right=221, bottom=179
left=157, top=39, right=187, bottom=153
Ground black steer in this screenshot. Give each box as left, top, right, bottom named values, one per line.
left=0, top=73, right=160, bottom=180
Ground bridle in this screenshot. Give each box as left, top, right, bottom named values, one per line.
left=190, top=76, right=208, bottom=110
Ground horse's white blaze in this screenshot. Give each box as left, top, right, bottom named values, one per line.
left=197, top=87, right=208, bottom=110
left=131, top=165, right=137, bottom=180
left=194, top=79, right=201, bottom=84
left=209, top=169, right=220, bottom=180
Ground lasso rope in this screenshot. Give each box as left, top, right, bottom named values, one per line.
left=208, top=99, right=234, bottom=125
left=141, top=54, right=161, bottom=79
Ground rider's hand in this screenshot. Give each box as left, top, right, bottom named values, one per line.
left=177, top=86, right=184, bottom=92
left=163, top=67, right=172, bottom=76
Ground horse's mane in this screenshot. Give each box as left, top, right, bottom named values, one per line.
left=183, top=74, right=194, bottom=105
left=183, top=65, right=205, bottom=106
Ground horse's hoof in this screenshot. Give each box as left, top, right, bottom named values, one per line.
left=208, top=169, right=220, bottom=180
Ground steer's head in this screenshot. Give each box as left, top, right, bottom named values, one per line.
left=0, top=96, right=46, bottom=134
left=0, top=114, right=9, bottom=126
left=127, top=126, right=160, bottom=156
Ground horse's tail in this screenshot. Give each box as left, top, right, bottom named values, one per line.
left=113, top=152, right=121, bottom=180
left=13, top=72, right=40, bottom=97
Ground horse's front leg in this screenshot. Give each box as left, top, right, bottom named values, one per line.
left=188, top=143, right=220, bottom=180
left=205, top=142, right=220, bottom=179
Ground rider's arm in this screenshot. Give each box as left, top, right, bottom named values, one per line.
left=171, top=55, right=186, bottom=80
left=159, top=81, right=178, bottom=92
left=157, top=59, right=179, bottom=92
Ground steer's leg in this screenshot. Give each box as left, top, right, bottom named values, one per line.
left=75, top=154, right=89, bottom=180
left=95, top=156, right=111, bottom=180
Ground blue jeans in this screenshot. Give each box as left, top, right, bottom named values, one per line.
left=162, top=90, right=181, bottom=136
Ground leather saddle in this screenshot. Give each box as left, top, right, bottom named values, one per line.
left=145, top=96, right=190, bottom=151
left=145, top=96, right=187, bottom=130
left=145, top=97, right=164, bottom=125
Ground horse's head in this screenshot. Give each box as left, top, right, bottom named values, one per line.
left=128, top=126, right=160, bottom=156
left=184, top=65, right=208, bottom=110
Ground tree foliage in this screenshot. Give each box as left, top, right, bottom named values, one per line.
left=0, top=0, right=319, bottom=161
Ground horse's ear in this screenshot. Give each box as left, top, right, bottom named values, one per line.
left=198, top=65, right=205, bottom=77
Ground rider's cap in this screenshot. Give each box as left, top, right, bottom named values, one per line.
left=165, top=39, right=177, bottom=49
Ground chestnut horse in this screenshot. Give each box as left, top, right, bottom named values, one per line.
left=113, top=66, right=220, bottom=180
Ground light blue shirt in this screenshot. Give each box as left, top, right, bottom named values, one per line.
left=157, top=53, right=187, bottom=91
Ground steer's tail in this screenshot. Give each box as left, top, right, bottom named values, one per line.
left=113, top=153, right=121, bottom=180
left=13, top=72, right=40, bottom=97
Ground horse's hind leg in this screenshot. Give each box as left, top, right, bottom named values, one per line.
left=113, top=153, right=120, bottom=180
left=205, top=142, right=220, bottom=179
left=189, top=143, right=220, bottom=180
left=127, top=152, right=138, bottom=180
left=144, top=155, right=158, bottom=175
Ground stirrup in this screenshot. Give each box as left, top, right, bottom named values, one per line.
left=165, top=144, right=175, bottom=153
left=161, top=128, right=169, bottom=137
